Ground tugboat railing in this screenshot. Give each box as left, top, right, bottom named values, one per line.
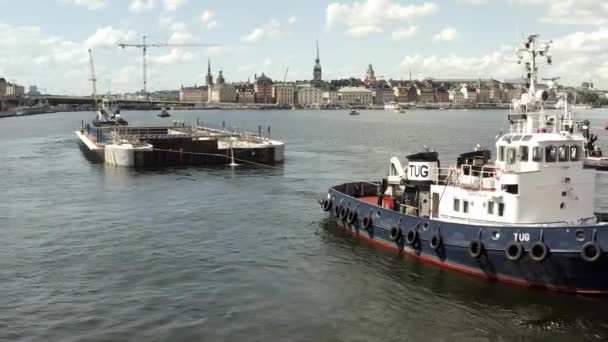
left=431, top=165, right=497, bottom=190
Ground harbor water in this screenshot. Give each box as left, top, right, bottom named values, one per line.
left=2, top=109, right=608, bottom=341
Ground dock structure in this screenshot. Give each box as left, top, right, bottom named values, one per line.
left=76, top=123, right=284, bottom=167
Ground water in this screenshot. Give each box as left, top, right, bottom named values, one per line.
left=2, top=108, right=608, bottom=341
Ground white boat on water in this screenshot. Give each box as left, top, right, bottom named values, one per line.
left=384, top=101, right=399, bottom=110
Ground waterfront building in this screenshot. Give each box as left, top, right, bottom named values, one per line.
left=418, top=87, right=435, bottom=103
left=313, top=41, right=322, bottom=82
left=179, top=85, right=208, bottom=103
left=296, top=84, right=323, bottom=106
left=499, top=83, right=521, bottom=103
left=28, top=85, right=41, bottom=96
left=234, top=82, right=255, bottom=103
left=205, top=58, right=214, bottom=86
left=338, top=86, right=373, bottom=106
left=254, top=73, right=274, bottom=103
left=5, top=82, right=25, bottom=96
left=273, top=83, right=296, bottom=105
left=434, top=86, right=450, bottom=103
left=323, top=90, right=339, bottom=104
left=0, top=78, right=6, bottom=96
left=209, top=84, right=237, bottom=103
left=370, top=87, right=395, bottom=105
left=392, top=86, right=409, bottom=103
left=448, top=87, right=465, bottom=104
left=461, top=84, right=478, bottom=104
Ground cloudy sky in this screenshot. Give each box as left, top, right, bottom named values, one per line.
left=1, top=0, right=608, bottom=94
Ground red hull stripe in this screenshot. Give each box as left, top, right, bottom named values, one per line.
left=334, top=222, right=607, bottom=295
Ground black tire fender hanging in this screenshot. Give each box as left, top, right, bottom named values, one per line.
left=405, top=228, right=419, bottom=245
left=469, top=239, right=484, bottom=259
left=362, top=216, right=373, bottom=230
left=389, top=225, right=402, bottom=241
left=581, top=241, right=602, bottom=263
left=529, top=241, right=549, bottom=262
left=346, top=210, right=358, bottom=224
left=430, top=234, right=442, bottom=251
left=505, top=241, right=524, bottom=262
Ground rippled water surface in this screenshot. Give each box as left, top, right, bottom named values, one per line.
left=2, top=108, right=608, bottom=341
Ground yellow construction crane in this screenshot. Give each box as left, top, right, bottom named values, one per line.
left=118, top=35, right=215, bottom=98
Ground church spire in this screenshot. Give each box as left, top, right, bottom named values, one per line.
left=205, top=57, right=213, bottom=86
left=313, top=40, right=322, bottom=82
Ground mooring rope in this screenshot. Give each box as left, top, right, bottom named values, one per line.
left=150, top=147, right=382, bottom=188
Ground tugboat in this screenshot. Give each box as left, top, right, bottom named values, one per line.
left=92, top=97, right=128, bottom=127
left=349, top=109, right=360, bottom=116
left=320, top=34, right=608, bottom=295
left=158, top=107, right=171, bottom=118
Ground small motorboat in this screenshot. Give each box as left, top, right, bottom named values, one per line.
left=349, top=110, right=360, bottom=115
left=158, top=107, right=171, bottom=117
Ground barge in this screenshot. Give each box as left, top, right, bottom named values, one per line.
left=76, top=122, right=284, bottom=167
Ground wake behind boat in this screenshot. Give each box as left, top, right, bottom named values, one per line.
left=320, top=34, right=608, bottom=295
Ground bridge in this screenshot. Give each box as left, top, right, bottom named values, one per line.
left=0, top=95, right=198, bottom=112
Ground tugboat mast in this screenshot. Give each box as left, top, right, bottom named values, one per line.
left=516, top=34, right=553, bottom=96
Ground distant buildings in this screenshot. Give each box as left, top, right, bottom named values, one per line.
left=338, top=87, right=373, bottom=106
left=273, top=83, right=296, bottom=105
left=234, top=82, right=255, bottom=103
left=297, top=84, right=323, bottom=106
left=254, top=73, right=274, bottom=103
left=209, top=84, right=236, bottom=103
left=179, top=85, right=208, bottom=103
left=0, top=78, right=25, bottom=96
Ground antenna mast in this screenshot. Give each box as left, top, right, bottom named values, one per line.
left=88, top=49, right=98, bottom=110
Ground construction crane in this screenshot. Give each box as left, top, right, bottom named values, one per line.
left=88, top=49, right=98, bottom=110
left=118, top=35, right=215, bottom=99
left=283, top=67, right=289, bottom=83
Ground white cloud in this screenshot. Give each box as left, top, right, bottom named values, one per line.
left=511, top=0, right=608, bottom=25
left=432, top=27, right=460, bottom=42
left=163, top=0, right=187, bottom=11
left=288, top=16, right=298, bottom=24
left=200, top=10, right=219, bottom=30
left=391, top=26, right=419, bottom=41
left=61, top=0, right=109, bottom=10
left=241, top=19, right=286, bottom=43
left=149, top=48, right=193, bottom=65
left=348, top=25, right=383, bottom=37
left=398, top=27, right=608, bottom=87
left=326, top=0, right=438, bottom=37
left=130, top=0, right=154, bottom=13
left=458, top=0, right=487, bottom=4
left=159, top=14, right=173, bottom=28
left=85, top=26, right=137, bottom=48
left=168, top=22, right=197, bottom=44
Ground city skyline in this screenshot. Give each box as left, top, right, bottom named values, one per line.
left=1, top=0, right=608, bottom=95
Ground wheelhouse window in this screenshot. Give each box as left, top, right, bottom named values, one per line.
left=558, top=145, right=569, bottom=162
left=532, top=147, right=543, bottom=162
left=502, top=135, right=511, bottom=141
left=463, top=201, right=469, bottom=213
left=545, top=146, right=556, bottom=163
left=488, top=201, right=494, bottom=215
left=571, top=146, right=580, bottom=161
left=499, top=146, right=505, bottom=162
left=519, top=146, right=529, bottom=162
left=512, top=135, right=522, bottom=141
left=507, top=148, right=517, bottom=164
left=453, top=198, right=460, bottom=212
left=498, top=203, right=505, bottom=217
left=522, top=135, right=533, bottom=141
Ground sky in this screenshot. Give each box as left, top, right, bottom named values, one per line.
left=1, top=0, right=608, bottom=95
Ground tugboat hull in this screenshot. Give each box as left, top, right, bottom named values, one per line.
left=324, top=182, right=608, bottom=295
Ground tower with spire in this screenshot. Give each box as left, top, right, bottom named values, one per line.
left=313, top=41, right=322, bottom=82
left=205, top=58, right=214, bottom=86
left=365, top=63, right=376, bottom=83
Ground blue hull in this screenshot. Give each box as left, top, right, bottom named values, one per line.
left=325, top=182, right=608, bottom=295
